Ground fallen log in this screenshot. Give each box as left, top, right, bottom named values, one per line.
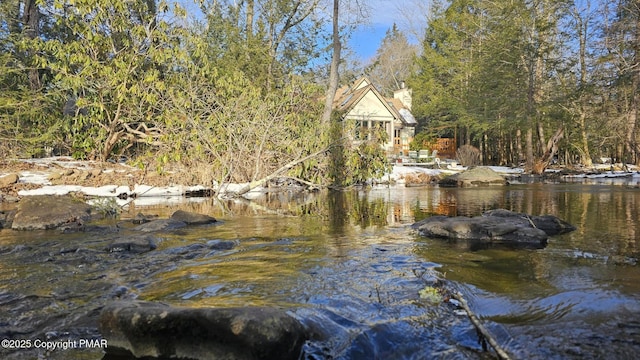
left=227, top=145, right=332, bottom=197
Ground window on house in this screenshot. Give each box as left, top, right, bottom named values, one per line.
left=355, top=121, right=369, bottom=140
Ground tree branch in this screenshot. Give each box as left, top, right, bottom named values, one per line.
left=451, top=292, right=512, bottom=360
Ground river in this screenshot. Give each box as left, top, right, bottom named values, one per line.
left=1, top=182, right=639, bottom=359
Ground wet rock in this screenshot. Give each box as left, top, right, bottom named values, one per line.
left=131, top=212, right=158, bottom=224
left=483, top=209, right=576, bottom=236
left=164, top=243, right=207, bottom=256
left=171, top=210, right=217, bottom=225
left=108, top=285, right=137, bottom=300
left=207, top=239, right=237, bottom=251
left=0, top=173, right=19, bottom=187
left=439, top=166, right=507, bottom=187
left=99, top=300, right=307, bottom=360
left=132, top=218, right=187, bottom=232
left=412, top=209, right=575, bottom=248
left=11, top=195, right=93, bottom=231
left=107, top=235, right=157, bottom=253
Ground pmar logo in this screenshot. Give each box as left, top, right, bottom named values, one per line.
left=79, top=339, right=108, bottom=348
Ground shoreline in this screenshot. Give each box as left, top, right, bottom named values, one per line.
left=1, top=157, right=639, bottom=207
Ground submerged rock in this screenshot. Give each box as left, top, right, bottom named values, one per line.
left=11, top=195, right=93, bottom=231
left=100, top=300, right=307, bottom=360
left=412, top=209, right=575, bottom=248
left=439, top=167, right=507, bottom=187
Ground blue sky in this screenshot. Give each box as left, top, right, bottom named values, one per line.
left=349, top=23, right=394, bottom=62
left=176, top=0, right=426, bottom=63
left=347, top=0, right=426, bottom=62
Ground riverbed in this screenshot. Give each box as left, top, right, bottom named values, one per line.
left=1, top=183, right=639, bottom=359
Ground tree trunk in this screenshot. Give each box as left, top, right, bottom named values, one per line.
left=320, top=0, right=341, bottom=125
left=532, top=127, right=563, bottom=174
left=229, top=146, right=332, bottom=197
left=516, top=128, right=523, bottom=166
left=23, top=0, right=41, bottom=90
left=525, top=127, right=534, bottom=173
left=246, top=0, right=254, bottom=39
left=630, top=5, right=640, bottom=166
left=575, top=4, right=592, bottom=167
left=579, top=111, right=592, bottom=166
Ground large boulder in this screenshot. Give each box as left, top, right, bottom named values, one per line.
left=11, top=195, right=92, bottom=231
left=100, top=300, right=307, bottom=360
left=412, top=209, right=575, bottom=248
left=439, top=167, right=507, bottom=187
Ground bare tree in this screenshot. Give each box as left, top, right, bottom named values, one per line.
left=366, top=24, right=417, bottom=95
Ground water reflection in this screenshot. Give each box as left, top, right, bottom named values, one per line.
left=1, top=184, right=640, bottom=359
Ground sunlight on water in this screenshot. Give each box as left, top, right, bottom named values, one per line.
left=1, top=184, right=639, bottom=359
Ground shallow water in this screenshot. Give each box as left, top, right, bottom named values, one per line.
left=1, top=184, right=639, bottom=359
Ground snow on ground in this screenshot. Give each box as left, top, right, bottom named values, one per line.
left=4, top=157, right=640, bottom=207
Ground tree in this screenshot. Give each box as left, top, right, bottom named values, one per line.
left=600, top=0, right=640, bottom=165
left=199, top=0, right=323, bottom=92
left=37, top=0, right=173, bottom=161
left=366, top=24, right=417, bottom=96
left=410, top=0, right=575, bottom=173
left=409, top=0, right=485, bottom=146
left=0, top=0, right=61, bottom=157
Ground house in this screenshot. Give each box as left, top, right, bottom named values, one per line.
left=333, top=77, right=416, bottom=156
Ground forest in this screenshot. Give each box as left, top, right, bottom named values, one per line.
left=1, top=0, right=639, bottom=185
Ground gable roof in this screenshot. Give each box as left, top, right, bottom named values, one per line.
left=333, top=77, right=415, bottom=126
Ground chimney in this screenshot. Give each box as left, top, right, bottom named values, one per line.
left=394, top=82, right=412, bottom=110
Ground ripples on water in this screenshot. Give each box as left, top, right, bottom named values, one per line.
left=1, top=183, right=640, bottom=359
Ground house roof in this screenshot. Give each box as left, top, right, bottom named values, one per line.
left=333, top=77, right=416, bottom=126
left=389, top=98, right=417, bottom=125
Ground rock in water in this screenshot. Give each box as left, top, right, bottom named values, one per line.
left=100, top=300, right=307, bottom=360
left=11, top=195, right=92, bottom=231
left=411, top=209, right=575, bottom=248
left=107, top=235, right=158, bottom=253
left=171, top=210, right=217, bottom=225
left=132, top=218, right=187, bottom=232
left=482, top=209, right=576, bottom=236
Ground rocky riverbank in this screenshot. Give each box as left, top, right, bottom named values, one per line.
left=1, top=196, right=313, bottom=360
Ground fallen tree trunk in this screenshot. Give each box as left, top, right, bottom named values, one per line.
left=226, top=146, right=332, bottom=197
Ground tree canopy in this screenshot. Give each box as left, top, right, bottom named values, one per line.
left=409, top=0, right=640, bottom=172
